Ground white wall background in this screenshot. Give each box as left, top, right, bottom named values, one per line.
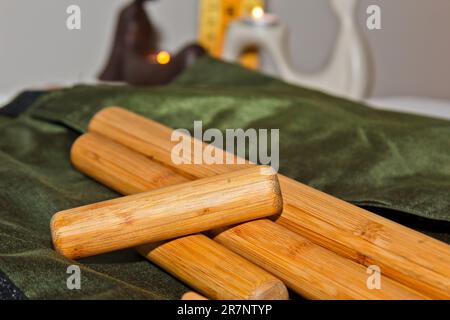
left=1, top=0, right=449, bottom=99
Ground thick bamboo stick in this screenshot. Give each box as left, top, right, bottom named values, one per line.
left=88, top=107, right=450, bottom=299
left=71, top=132, right=427, bottom=299
left=52, top=165, right=282, bottom=259
left=212, top=220, right=426, bottom=300
left=138, top=235, right=288, bottom=300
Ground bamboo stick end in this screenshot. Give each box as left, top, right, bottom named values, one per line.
left=87, top=106, right=124, bottom=132
left=70, top=133, right=88, bottom=168
left=248, top=279, right=289, bottom=300
left=181, top=292, right=209, bottom=300
left=257, top=165, right=277, bottom=176
left=50, top=212, right=70, bottom=259
left=260, top=166, right=283, bottom=216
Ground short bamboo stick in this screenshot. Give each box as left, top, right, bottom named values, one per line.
left=88, top=107, right=450, bottom=299
left=70, top=133, right=289, bottom=300
left=71, top=132, right=427, bottom=299
left=139, top=235, right=288, bottom=300
left=52, top=164, right=282, bottom=259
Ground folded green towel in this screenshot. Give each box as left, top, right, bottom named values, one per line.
left=0, top=56, right=449, bottom=299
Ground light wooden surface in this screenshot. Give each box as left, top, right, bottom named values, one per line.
left=88, top=107, right=450, bottom=299
left=276, top=177, right=450, bottom=299
left=139, top=234, right=288, bottom=300
left=72, top=132, right=428, bottom=299
left=88, top=107, right=253, bottom=180
left=51, top=165, right=282, bottom=259
left=72, top=132, right=188, bottom=195
left=213, top=219, right=426, bottom=300
left=72, top=132, right=190, bottom=193
left=70, top=133, right=288, bottom=300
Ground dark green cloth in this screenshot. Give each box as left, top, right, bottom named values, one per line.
left=0, top=56, right=449, bottom=299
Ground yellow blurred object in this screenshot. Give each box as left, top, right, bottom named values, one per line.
left=198, top=0, right=264, bottom=70
left=156, top=51, right=171, bottom=65
left=251, top=6, right=264, bottom=19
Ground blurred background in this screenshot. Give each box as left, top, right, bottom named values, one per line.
left=0, top=0, right=449, bottom=104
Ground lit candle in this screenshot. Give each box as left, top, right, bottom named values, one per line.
left=243, top=6, right=279, bottom=27
left=156, top=51, right=171, bottom=65
left=147, top=51, right=172, bottom=65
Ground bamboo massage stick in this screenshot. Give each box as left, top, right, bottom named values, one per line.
left=69, top=134, right=289, bottom=300
left=51, top=165, right=283, bottom=259
left=88, top=107, right=450, bottom=299
left=212, top=220, right=426, bottom=300
left=71, top=132, right=427, bottom=300
left=138, top=235, right=288, bottom=300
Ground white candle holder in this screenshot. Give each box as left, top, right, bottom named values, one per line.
left=222, top=0, right=372, bottom=100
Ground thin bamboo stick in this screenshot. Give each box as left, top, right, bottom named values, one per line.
left=71, top=132, right=427, bottom=299
left=51, top=165, right=282, bottom=259
left=88, top=107, right=450, bottom=299
left=70, top=133, right=288, bottom=300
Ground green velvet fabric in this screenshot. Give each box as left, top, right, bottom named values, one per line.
left=0, top=56, right=449, bottom=299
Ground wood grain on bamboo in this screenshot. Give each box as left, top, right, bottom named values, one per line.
left=51, top=165, right=282, bottom=259
left=139, top=235, right=288, bottom=300
left=70, top=134, right=289, bottom=300
left=213, top=220, right=426, bottom=300
left=88, top=107, right=450, bottom=299
left=71, top=132, right=427, bottom=300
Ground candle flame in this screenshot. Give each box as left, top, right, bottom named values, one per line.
left=251, top=6, right=264, bottom=19
left=156, top=51, right=171, bottom=65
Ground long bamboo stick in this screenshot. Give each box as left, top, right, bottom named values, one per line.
left=52, top=165, right=282, bottom=259
left=88, top=107, right=450, bottom=299
left=71, top=132, right=427, bottom=299
left=70, top=133, right=289, bottom=300
left=212, top=220, right=426, bottom=300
